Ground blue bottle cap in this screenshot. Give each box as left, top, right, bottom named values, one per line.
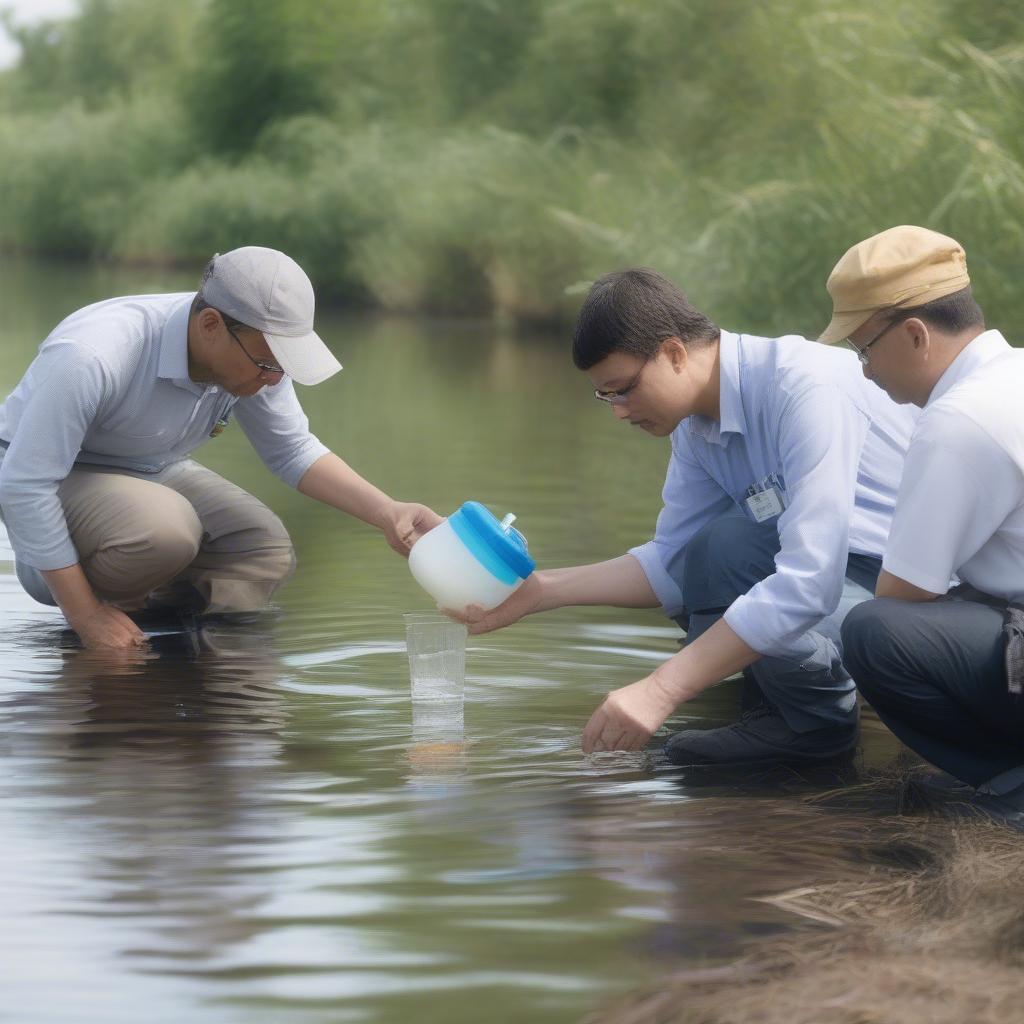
left=448, top=501, right=536, bottom=585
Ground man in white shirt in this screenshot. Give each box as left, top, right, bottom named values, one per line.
left=0, top=247, right=441, bottom=651
left=821, top=226, right=1024, bottom=823
left=454, top=268, right=916, bottom=764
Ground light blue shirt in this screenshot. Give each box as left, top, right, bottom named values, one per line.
left=629, top=330, right=917, bottom=659
left=0, top=293, right=330, bottom=570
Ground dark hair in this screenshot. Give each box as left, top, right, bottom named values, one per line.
left=572, top=268, right=719, bottom=370
left=884, top=285, right=984, bottom=334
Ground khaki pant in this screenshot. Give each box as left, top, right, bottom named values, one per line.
left=15, top=460, right=296, bottom=614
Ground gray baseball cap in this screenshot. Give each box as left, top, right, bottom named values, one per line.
left=200, top=246, right=342, bottom=386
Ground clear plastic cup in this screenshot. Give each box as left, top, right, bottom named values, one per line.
left=403, top=613, right=466, bottom=742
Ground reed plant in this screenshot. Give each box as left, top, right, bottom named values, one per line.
left=587, top=803, right=1024, bottom=1024
left=0, top=0, right=1022, bottom=332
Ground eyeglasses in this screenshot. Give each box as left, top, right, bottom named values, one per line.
left=594, top=359, right=651, bottom=404
left=226, top=324, right=285, bottom=378
left=844, top=318, right=902, bottom=366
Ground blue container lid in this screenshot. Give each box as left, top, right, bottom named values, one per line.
left=448, top=501, right=536, bottom=584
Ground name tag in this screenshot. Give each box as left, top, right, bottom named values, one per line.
left=744, top=472, right=787, bottom=523
left=746, top=487, right=785, bottom=522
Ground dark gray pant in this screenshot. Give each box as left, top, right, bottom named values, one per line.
left=841, top=596, right=1024, bottom=787
left=670, top=508, right=880, bottom=733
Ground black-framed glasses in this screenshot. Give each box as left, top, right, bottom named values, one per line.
left=226, top=324, right=285, bottom=378
left=844, top=318, right=903, bottom=366
left=594, top=358, right=651, bottom=404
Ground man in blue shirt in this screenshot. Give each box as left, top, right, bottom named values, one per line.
left=0, top=247, right=441, bottom=651
left=455, top=268, right=916, bottom=764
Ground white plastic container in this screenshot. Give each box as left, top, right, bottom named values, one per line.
left=408, top=501, right=536, bottom=612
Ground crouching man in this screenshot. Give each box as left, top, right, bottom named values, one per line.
left=454, top=268, right=916, bottom=764
left=0, top=247, right=441, bottom=649
left=822, top=226, right=1024, bottom=823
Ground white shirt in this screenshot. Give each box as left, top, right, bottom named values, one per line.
left=630, top=330, right=917, bottom=659
left=883, top=329, right=1024, bottom=599
left=0, top=293, right=330, bottom=571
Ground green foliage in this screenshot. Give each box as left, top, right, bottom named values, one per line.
left=182, top=0, right=332, bottom=155
left=1, top=0, right=1023, bottom=334
left=0, top=1, right=197, bottom=111
left=0, top=95, right=191, bottom=255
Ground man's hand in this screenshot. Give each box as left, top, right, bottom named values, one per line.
left=68, top=603, right=149, bottom=651
left=381, top=501, right=444, bottom=556
left=444, top=573, right=544, bottom=634
left=581, top=672, right=680, bottom=753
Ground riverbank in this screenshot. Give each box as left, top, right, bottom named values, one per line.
left=588, top=777, right=1024, bottom=1024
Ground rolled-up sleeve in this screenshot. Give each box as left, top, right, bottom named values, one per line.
left=723, top=384, right=868, bottom=658
left=0, top=342, right=110, bottom=570
left=233, top=379, right=330, bottom=487
left=629, top=434, right=733, bottom=617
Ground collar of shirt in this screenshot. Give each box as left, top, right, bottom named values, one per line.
left=157, top=294, right=205, bottom=396
left=688, top=330, right=746, bottom=446
left=926, top=329, right=1011, bottom=408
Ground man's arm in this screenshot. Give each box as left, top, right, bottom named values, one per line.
left=0, top=344, right=145, bottom=650
left=41, top=564, right=147, bottom=649
left=451, top=553, right=660, bottom=633
left=457, top=436, right=731, bottom=633
left=297, top=452, right=441, bottom=556
left=721, top=383, right=867, bottom=657
left=874, top=570, right=940, bottom=602
left=881, top=414, right=1020, bottom=598
left=234, top=382, right=441, bottom=556
left=582, top=617, right=757, bottom=751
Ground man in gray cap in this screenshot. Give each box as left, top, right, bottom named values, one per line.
left=0, top=246, right=441, bottom=650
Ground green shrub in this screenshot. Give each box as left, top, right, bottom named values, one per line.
left=0, top=0, right=1023, bottom=333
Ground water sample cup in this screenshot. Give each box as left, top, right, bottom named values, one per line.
left=404, top=613, right=467, bottom=742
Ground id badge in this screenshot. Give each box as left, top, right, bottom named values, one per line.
left=744, top=472, right=787, bottom=523
left=745, top=487, right=784, bottom=522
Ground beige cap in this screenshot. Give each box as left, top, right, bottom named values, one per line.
left=818, top=225, right=970, bottom=345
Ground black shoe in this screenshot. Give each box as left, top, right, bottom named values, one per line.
left=127, top=606, right=191, bottom=631
left=906, top=768, right=976, bottom=802
left=967, top=791, right=1024, bottom=830
left=664, top=705, right=858, bottom=767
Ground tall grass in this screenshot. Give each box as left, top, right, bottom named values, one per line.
left=0, top=0, right=1023, bottom=333
left=587, top=775, right=1024, bottom=1024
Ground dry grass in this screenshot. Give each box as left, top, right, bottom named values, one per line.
left=587, top=782, right=1024, bottom=1024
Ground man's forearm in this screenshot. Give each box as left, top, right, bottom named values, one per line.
left=40, top=563, right=102, bottom=622
left=539, top=554, right=660, bottom=611
left=297, top=452, right=393, bottom=528
left=652, top=617, right=760, bottom=704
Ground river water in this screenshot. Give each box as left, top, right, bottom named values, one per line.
left=0, top=256, right=910, bottom=1024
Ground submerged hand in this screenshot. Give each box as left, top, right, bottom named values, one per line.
left=581, top=673, right=680, bottom=753
left=443, top=573, right=544, bottom=634
left=69, top=603, right=149, bottom=652
left=382, top=501, right=444, bottom=556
